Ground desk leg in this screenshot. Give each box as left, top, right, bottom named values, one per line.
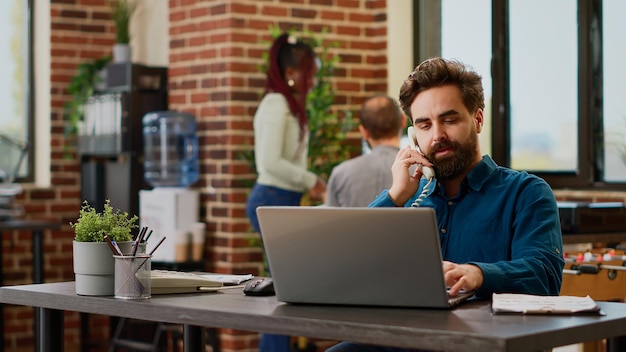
left=183, top=325, right=205, bottom=352
left=32, top=230, right=43, bottom=284
left=32, top=230, right=45, bottom=352
left=607, top=336, right=626, bottom=352
left=36, top=307, right=63, bottom=352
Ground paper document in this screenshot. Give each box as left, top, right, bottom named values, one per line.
left=492, top=293, right=603, bottom=315
left=197, top=273, right=253, bottom=285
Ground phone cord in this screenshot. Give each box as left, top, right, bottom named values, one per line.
left=410, top=178, right=435, bottom=208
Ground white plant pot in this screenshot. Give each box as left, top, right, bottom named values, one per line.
left=73, top=240, right=141, bottom=296
left=113, top=43, right=131, bottom=63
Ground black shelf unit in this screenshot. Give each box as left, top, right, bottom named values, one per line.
left=79, top=63, right=168, bottom=217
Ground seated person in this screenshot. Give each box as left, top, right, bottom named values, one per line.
left=326, top=94, right=405, bottom=207
left=326, top=57, right=564, bottom=352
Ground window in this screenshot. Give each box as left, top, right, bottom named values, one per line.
left=602, top=0, right=626, bottom=183
left=440, top=0, right=492, bottom=153
left=0, top=0, right=33, bottom=182
left=415, top=0, right=625, bottom=189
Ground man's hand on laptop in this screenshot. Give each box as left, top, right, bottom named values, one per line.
left=442, top=261, right=484, bottom=296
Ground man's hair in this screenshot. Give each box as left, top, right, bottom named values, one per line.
left=360, top=95, right=403, bottom=140
left=398, top=57, right=485, bottom=119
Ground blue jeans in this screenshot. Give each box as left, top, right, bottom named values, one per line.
left=246, top=184, right=303, bottom=233
left=326, top=343, right=426, bottom=352
left=246, top=184, right=302, bottom=352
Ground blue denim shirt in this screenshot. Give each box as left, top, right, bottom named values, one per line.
left=369, top=155, right=564, bottom=297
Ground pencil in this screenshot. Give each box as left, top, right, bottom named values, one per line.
left=148, top=236, right=166, bottom=256
left=132, top=226, right=147, bottom=256
left=134, top=236, right=167, bottom=273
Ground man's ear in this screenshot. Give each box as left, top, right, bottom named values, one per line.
left=474, top=109, right=484, bottom=133
left=358, top=125, right=369, bottom=141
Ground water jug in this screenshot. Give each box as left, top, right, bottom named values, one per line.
left=142, top=111, right=199, bottom=188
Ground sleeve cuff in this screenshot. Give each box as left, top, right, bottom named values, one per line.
left=368, top=190, right=398, bottom=207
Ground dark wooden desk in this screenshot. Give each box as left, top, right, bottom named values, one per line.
left=0, top=220, right=59, bottom=352
left=2, top=282, right=626, bottom=352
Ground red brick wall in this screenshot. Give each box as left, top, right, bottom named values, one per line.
left=3, top=0, right=389, bottom=351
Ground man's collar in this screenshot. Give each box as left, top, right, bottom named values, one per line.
left=466, top=155, right=498, bottom=191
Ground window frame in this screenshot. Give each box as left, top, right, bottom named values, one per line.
left=3, top=0, right=35, bottom=183
left=23, top=0, right=34, bottom=183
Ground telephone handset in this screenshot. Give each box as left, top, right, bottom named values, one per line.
left=407, top=126, right=435, bottom=180
left=407, top=126, right=436, bottom=207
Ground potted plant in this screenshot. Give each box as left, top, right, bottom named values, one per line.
left=109, top=0, right=137, bottom=63
left=70, top=199, right=139, bottom=295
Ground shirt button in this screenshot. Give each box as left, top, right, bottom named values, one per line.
left=447, top=201, right=453, bottom=206
left=441, top=228, right=447, bottom=234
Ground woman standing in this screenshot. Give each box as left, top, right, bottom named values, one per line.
left=245, top=33, right=326, bottom=352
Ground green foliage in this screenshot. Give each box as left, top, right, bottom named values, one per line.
left=109, top=0, right=137, bottom=44
left=70, top=200, right=138, bottom=242
left=64, top=56, right=111, bottom=136
left=303, top=28, right=356, bottom=181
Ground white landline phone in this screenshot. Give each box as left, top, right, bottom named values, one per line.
left=407, top=126, right=435, bottom=180
left=407, top=126, right=436, bottom=207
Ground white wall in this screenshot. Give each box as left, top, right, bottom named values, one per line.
left=386, top=0, right=414, bottom=104
left=34, top=0, right=50, bottom=187
left=131, top=0, right=169, bottom=66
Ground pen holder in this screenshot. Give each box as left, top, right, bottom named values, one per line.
left=114, top=254, right=152, bottom=299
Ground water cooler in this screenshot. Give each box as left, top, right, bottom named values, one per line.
left=139, top=111, right=204, bottom=263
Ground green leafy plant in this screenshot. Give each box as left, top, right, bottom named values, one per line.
left=109, top=0, right=137, bottom=44
left=301, top=27, right=356, bottom=182
left=64, top=56, right=111, bottom=136
left=70, top=199, right=138, bottom=242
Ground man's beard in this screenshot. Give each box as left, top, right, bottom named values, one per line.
left=426, top=132, right=479, bottom=181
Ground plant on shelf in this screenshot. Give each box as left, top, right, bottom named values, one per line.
left=109, top=0, right=137, bottom=62
left=71, top=199, right=137, bottom=243
left=110, top=0, right=137, bottom=44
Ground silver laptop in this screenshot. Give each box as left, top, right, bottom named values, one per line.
left=256, top=206, right=474, bottom=309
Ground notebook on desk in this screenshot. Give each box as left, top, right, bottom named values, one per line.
left=256, top=206, right=474, bottom=309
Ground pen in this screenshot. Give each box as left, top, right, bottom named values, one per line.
left=144, top=229, right=153, bottom=242
left=110, top=238, right=123, bottom=256
left=104, top=235, right=122, bottom=256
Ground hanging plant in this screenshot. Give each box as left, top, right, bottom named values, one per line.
left=63, top=56, right=111, bottom=136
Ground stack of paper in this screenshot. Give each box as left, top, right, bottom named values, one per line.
left=492, top=293, right=603, bottom=315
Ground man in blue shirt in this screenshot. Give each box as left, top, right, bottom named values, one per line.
left=326, top=57, right=564, bottom=352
